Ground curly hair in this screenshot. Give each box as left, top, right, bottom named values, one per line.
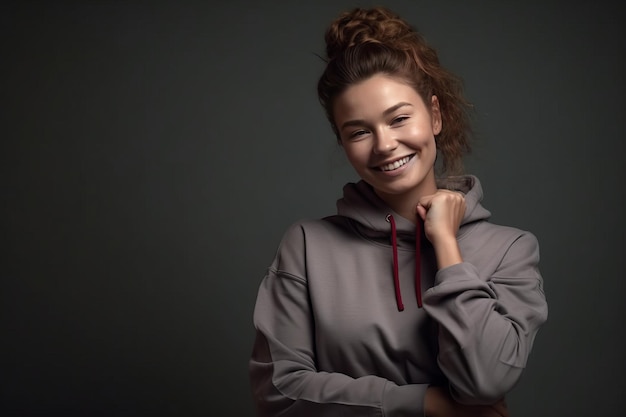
left=317, top=7, right=473, bottom=175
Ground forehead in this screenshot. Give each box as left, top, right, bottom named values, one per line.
left=334, top=74, right=426, bottom=119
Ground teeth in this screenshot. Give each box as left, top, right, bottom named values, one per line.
left=381, top=156, right=410, bottom=171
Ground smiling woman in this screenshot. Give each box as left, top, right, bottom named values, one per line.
left=249, top=6, right=548, bottom=417
left=333, top=75, right=441, bottom=221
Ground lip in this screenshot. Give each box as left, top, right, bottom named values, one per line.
left=372, top=154, right=416, bottom=177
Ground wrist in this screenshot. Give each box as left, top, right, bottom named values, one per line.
left=432, top=236, right=462, bottom=269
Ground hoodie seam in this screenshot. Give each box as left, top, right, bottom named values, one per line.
left=491, top=232, right=531, bottom=272
left=268, top=267, right=307, bottom=286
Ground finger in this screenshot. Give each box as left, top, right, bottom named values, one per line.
left=417, top=194, right=435, bottom=208
left=416, top=203, right=427, bottom=221
left=441, top=189, right=466, bottom=203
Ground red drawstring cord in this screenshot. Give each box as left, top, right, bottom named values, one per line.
left=386, top=214, right=423, bottom=311
left=415, top=218, right=423, bottom=308
left=386, top=214, right=404, bottom=311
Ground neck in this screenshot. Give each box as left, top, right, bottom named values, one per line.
left=374, top=177, right=438, bottom=225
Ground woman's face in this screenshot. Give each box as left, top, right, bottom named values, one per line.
left=333, top=74, right=442, bottom=201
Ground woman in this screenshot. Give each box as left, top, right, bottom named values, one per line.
left=249, top=7, right=547, bottom=417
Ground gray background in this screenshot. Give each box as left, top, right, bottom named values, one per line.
left=2, top=0, right=624, bottom=416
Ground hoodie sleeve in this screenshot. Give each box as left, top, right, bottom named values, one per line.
left=249, top=223, right=429, bottom=417
left=422, top=231, right=548, bottom=405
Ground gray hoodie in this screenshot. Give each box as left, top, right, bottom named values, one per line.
left=250, top=175, right=548, bottom=416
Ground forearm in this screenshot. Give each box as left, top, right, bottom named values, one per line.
left=251, top=267, right=430, bottom=416
left=250, top=331, right=429, bottom=416
left=431, top=236, right=463, bottom=269
left=423, top=262, right=547, bottom=404
left=424, top=386, right=510, bottom=417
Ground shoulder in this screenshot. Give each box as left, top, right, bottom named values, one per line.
left=486, top=223, right=539, bottom=255
left=463, top=220, right=538, bottom=250
left=279, top=216, right=355, bottom=244
left=271, top=216, right=355, bottom=275
left=460, top=221, right=541, bottom=273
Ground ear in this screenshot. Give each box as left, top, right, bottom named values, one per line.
left=430, top=95, right=442, bottom=135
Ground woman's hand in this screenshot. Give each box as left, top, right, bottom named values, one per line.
left=416, top=190, right=466, bottom=269
left=424, top=386, right=509, bottom=417
left=416, top=189, right=466, bottom=244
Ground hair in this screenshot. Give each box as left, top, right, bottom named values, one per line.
left=317, top=7, right=473, bottom=176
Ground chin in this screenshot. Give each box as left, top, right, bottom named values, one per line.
left=368, top=170, right=433, bottom=197
left=371, top=180, right=419, bottom=196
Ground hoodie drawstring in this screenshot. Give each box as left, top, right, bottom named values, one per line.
left=386, top=214, right=423, bottom=311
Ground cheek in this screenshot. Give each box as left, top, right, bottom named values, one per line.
left=406, top=125, right=435, bottom=147
left=342, top=144, right=370, bottom=170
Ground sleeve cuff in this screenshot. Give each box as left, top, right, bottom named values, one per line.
left=382, top=381, right=429, bottom=417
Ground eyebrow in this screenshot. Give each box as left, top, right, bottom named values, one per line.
left=340, top=102, right=414, bottom=130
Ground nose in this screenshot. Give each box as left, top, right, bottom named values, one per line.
left=373, top=129, right=398, bottom=154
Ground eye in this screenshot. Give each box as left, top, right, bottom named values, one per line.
left=391, top=116, right=409, bottom=125
left=349, top=129, right=369, bottom=139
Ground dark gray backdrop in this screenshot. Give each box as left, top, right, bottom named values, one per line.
left=2, top=0, right=624, bottom=416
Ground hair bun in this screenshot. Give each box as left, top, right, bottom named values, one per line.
left=324, top=7, right=416, bottom=61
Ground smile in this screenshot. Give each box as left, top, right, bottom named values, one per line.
left=379, top=155, right=414, bottom=172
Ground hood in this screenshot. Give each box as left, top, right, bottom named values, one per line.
left=335, top=175, right=491, bottom=311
